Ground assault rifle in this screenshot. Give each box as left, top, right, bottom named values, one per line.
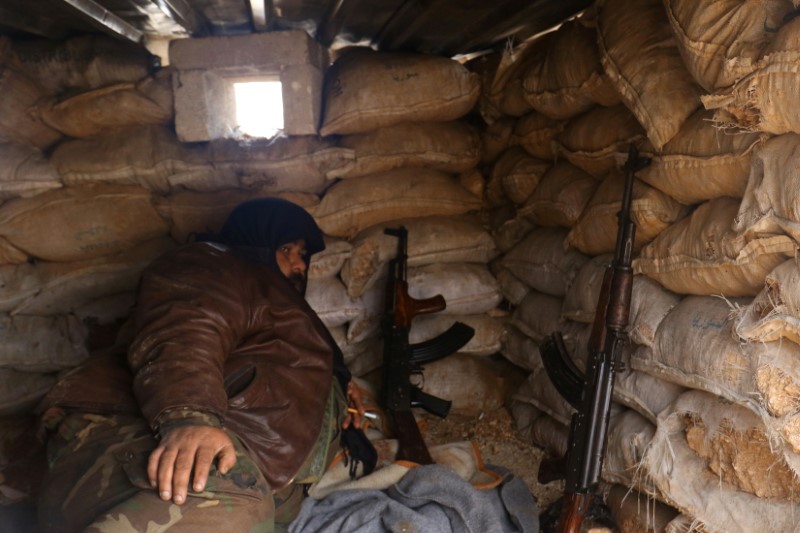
left=539, top=145, right=650, bottom=532
left=381, top=226, right=475, bottom=464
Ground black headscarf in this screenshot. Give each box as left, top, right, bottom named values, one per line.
left=216, top=198, right=325, bottom=257
left=200, top=198, right=325, bottom=292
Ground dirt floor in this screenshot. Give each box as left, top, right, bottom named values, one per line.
left=422, top=408, right=617, bottom=533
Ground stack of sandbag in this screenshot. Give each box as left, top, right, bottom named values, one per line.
left=475, top=2, right=800, bottom=528
left=311, top=48, right=521, bottom=415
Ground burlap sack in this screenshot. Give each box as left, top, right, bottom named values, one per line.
left=340, top=215, right=496, bottom=298
left=418, top=354, right=521, bottom=416
left=313, top=169, right=481, bottom=239
left=153, top=189, right=320, bottom=244
left=481, top=117, right=517, bottom=164
left=521, top=18, right=619, bottom=120
left=501, top=227, right=589, bottom=297
left=0, top=369, right=57, bottom=416
left=500, top=325, right=541, bottom=372
left=51, top=125, right=216, bottom=193
left=492, top=262, right=530, bottom=306
left=681, top=392, right=800, bottom=501
left=555, top=104, right=646, bottom=178
left=0, top=142, right=62, bottom=200
left=0, top=313, right=88, bottom=372
left=210, top=135, right=354, bottom=193
left=513, top=112, right=563, bottom=161
left=34, top=75, right=173, bottom=138
left=633, top=294, right=800, bottom=420
left=644, top=390, right=800, bottom=533
left=703, top=17, right=800, bottom=135
left=561, top=254, right=611, bottom=324
left=405, top=263, right=502, bottom=316
left=483, top=41, right=540, bottom=120
left=637, top=109, right=765, bottom=205
left=603, top=408, right=656, bottom=490
left=319, top=48, right=480, bottom=136
left=605, top=485, right=679, bottom=533
left=567, top=171, right=687, bottom=256
left=0, top=237, right=175, bottom=315
left=5, top=35, right=150, bottom=95
left=596, top=0, right=702, bottom=150
left=663, top=0, right=794, bottom=92
left=510, top=290, right=565, bottom=343
left=0, top=184, right=169, bottom=262
left=489, top=208, right=534, bottom=253
left=408, top=313, right=507, bottom=357
left=305, top=276, right=365, bottom=328
left=734, top=257, right=800, bottom=346
left=733, top=133, right=800, bottom=243
left=634, top=197, right=795, bottom=297
left=520, top=162, right=597, bottom=228
left=0, top=65, right=62, bottom=149
left=491, top=146, right=550, bottom=205
left=335, top=121, right=480, bottom=179
left=512, top=366, right=574, bottom=426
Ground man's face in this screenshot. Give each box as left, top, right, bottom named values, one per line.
left=275, top=239, right=308, bottom=293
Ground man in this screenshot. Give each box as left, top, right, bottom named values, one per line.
left=37, top=198, right=369, bottom=532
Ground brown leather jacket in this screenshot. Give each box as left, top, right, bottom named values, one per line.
left=41, top=242, right=348, bottom=491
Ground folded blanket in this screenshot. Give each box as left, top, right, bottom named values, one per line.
left=288, top=463, right=538, bottom=533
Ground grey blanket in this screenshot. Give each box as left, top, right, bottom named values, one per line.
left=288, top=464, right=539, bottom=533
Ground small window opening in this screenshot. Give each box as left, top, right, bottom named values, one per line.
left=234, top=80, right=284, bottom=138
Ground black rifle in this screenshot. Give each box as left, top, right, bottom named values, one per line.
left=539, top=145, right=650, bottom=532
left=381, top=226, right=475, bottom=464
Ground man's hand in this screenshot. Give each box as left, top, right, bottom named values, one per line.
left=147, top=425, right=237, bottom=505
left=342, top=380, right=367, bottom=430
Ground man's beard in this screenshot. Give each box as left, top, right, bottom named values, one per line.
left=287, top=272, right=307, bottom=294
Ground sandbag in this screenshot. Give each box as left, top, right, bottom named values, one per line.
left=51, top=125, right=216, bottom=193
left=605, top=485, right=679, bottom=533
left=633, top=295, right=800, bottom=419
left=521, top=18, right=619, bottom=120
left=320, top=48, right=480, bottom=136
left=513, top=112, right=563, bottom=161
left=419, top=354, right=521, bottom=416
left=520, top=161, right=597, bottom=228
left=313, top=169, right=481, bottom=239
left=643, top=390, right=800, bottom=533
left=567, top=171, right=687, bottom=256
left=733, top=133, right=800, bottom=243
left=510, top=290, right=565, bottom=344
left=511, top=366, right=574, bottom=426
left=0, top=142, right=62, bottom=200
left=501, top=227, right=589, bottom=297
left=555, top=105, right=646, bottom=178
left=481, top=116, right=517, bottom=165
left=0, top=313, right=88, bottom=372
left=34, top=75, right=173, bottom=138
left=637, top=109, right=765, bottom=205
left=603, top=408, right=656, bottom=490
left=0, top=65, right=62, bottom=150
left=406, top=263, right=502, bottom=316
left=663, top=0, right=794, bottom=92
left=305, top=276, right=365, bottom=328
left=492, top=263, right=530, bottom=306
left=491, top=146, right=550, bottom=205
left=408, top=314, right=507, bottom=357
left=734, top=257, right=800, bottom=346
left=682, top=393, right=800, bottom=501
left=596, top=0, right=702, bottom=149
left=340, top=216, right=496, bottom=297
left=0, top=238, right=175, bottom=315
left=489, top=208, right=534, bottom=253
left=0, top=184, right=169, bottom=262
left=6, top=35, right=151, bottom=95
left=210, top=135, right=353, bottom=193
left=634, top=197, right=795, bottom=296
left=154, top=189, right=320, bottom=244
left=703, top=17, right=800, bottom=135
left=0, top=371, right=57, bottom=417
left=335, top=121, right=480, bottom=179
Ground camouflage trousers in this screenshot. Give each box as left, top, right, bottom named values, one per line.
left=38, top=385, right=346, bottom=533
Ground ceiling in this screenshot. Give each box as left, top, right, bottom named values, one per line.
left=0, top=0, right=591, bottom=59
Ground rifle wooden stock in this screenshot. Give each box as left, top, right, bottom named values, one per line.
left=389, top=409, right=434, bottom=464
left=559, top=492, right=593, bottom=533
